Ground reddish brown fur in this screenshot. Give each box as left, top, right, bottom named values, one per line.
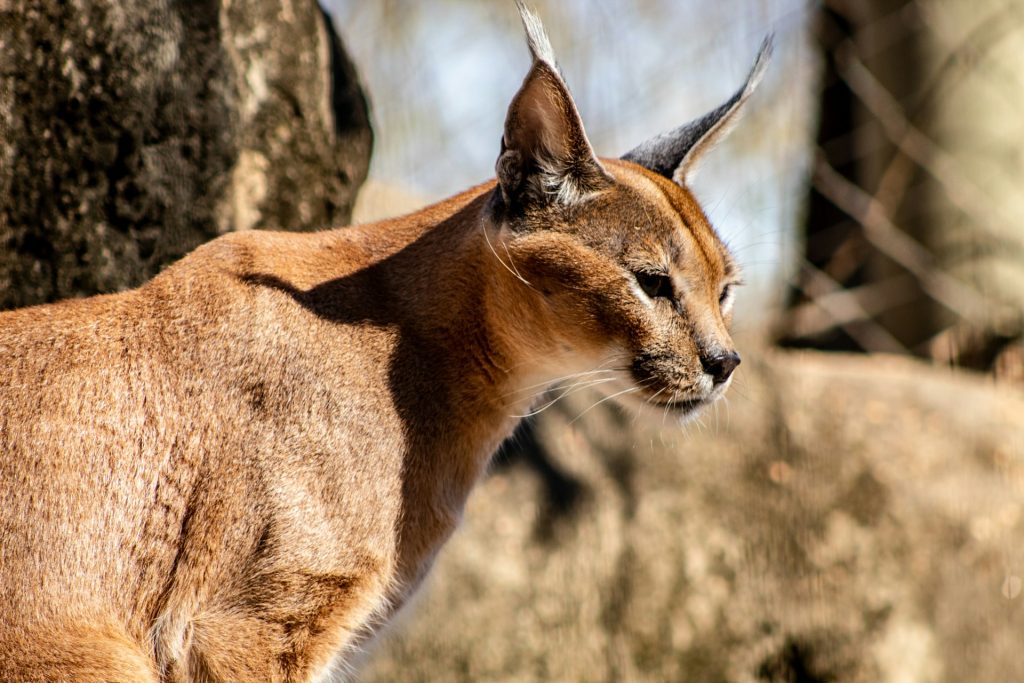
left=0, top=9, right=754, bottom=681
left=0, top=161, right=736, bottom=682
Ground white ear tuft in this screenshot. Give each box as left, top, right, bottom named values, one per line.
left=497, top=3, right=611, bottom=209
left=515, top=1, right=557, bottom=68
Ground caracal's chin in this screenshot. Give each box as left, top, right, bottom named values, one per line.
left=596, top=374, right=734, bottom=424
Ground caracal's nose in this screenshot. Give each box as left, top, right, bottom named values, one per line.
left=702, top=351, right=741, bottom=385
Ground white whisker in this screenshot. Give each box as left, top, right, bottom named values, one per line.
left=501, top=364, right=619, bottom=400
left=570, top=383, right=647, bottom=424
left=662, top=388, right=679, bottom=428
left=644, top=386, right=669, bottom=405
left=501, top=240, right=529, bottom=283
left=512, top=376, right=619, bottom=418
left=482, top=226, right=534, bottom=289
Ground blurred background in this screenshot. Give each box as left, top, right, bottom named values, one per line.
left=2, top=0, right=1022, bottom=681
left=327, top=0, right=815, bottom=325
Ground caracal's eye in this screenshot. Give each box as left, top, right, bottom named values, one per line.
left=719, top=284, right=732, bottom=305
left=719, top=283, right=736, bottom=312
left=635, top=271, right=673, bottom=300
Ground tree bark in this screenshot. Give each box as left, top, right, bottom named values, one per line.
left=0, top=0, right=372, bottom=310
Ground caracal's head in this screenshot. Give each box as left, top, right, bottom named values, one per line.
left=490, top=3, right=772, bottom=419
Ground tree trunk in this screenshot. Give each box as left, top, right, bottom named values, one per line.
left=0, top=0, right=372, bottom=310
left=777, top=0, right=1023, bottom=378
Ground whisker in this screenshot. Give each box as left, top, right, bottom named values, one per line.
left=500, top=366, right=618, bottom=399
left=482, top=226, right=535, bottom=290
left=512, top=376, right=619, bottom=418
left=501, top=240, right=529, bottom=284
left=499, top=353, right=627, bottom=399
left=694, top=415, right=707, bottom=434
left=663, top=387, right=680, bottom=428
left=645, top=386, right=669, bottom=405
left=570, top=384, right=645, bottom=424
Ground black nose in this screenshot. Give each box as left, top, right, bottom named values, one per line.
left=702, top=351, right=741, bottom=384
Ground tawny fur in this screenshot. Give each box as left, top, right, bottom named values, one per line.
left=0, top=6, right=763, bottom=681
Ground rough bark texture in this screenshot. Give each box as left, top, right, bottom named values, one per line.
left=0, top=0, right=371, bottom=310
left=364, top=349, right=1024, bottom=683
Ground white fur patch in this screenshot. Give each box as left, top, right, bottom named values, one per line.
left=719, top=284, right=737, bottom=316
left=537, top=156, right=590, bottom=205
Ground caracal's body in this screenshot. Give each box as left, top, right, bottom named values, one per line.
left=0, top=5, right=769, bottom=681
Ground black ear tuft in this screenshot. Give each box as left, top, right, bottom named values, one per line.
left=622, top=35, right=773, bottom=187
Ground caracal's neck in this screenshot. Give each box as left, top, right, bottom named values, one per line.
left=346, top=193, right=572, bottom=466
left=337, top=183, right=565, bottom=427
left=328, top=185, right=555, bottom=589
left=297, top=183, right=596, bottom=595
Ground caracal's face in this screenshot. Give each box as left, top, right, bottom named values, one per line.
left=493, top=8, right=767, bottom=419
left=505, top=158, right=741, bottom=420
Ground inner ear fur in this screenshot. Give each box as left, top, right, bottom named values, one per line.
left=496, top=8, right=610, bottom=210
left=622, top=35, right=773, bottom=187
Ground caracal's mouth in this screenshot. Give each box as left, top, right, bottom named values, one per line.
left=625, top=377, right=733, bottom=418
left=552, top=365, right=733, bottom=421
left=649, top=396, right=703, bottom=414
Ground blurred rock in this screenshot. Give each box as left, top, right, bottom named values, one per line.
left=363, top=349, right=1024, bottom=683
left=0, top=0, right=371, bottom=310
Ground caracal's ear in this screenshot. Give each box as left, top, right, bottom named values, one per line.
left=496, top=2, right=612, bottom=210
left=622, top=35, right=773, bottom=187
